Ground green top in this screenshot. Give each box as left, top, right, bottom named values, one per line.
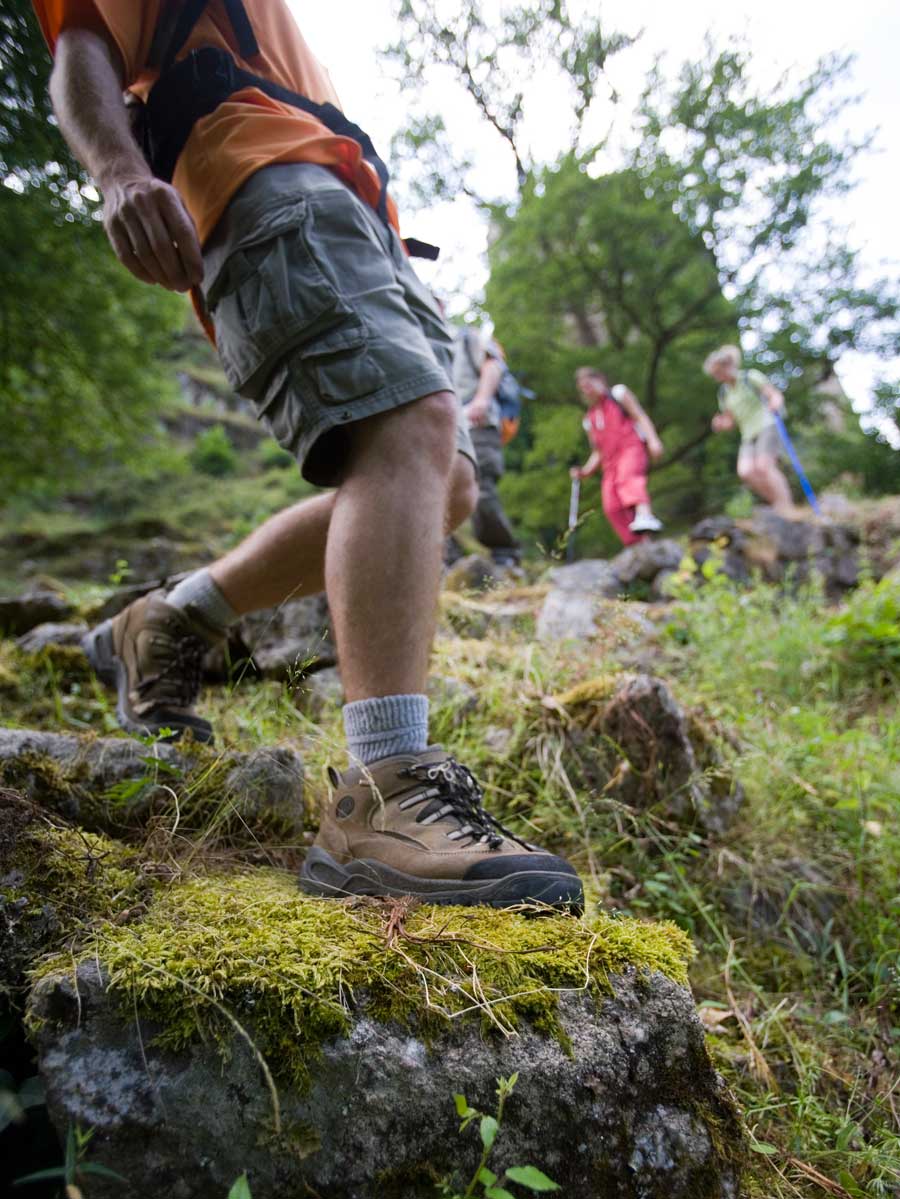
left=718, top=369, right=775, bottom=441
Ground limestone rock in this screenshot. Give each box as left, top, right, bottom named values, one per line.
left=29, top=955, right=742, bottom=1199
left=0, top=728, right=185, bottom=824
left=221, top=746, right=305, bottom=838
left=443, top=554, right=504, bottom=593
left=536, top=588, right=599, bottom=642
left=238, top=594, right=335, bottom=679
left=610, top=539, right=684, bottom=585
left=546, top=559, right=622, bottom=596
left=442, top=594, right=533, bottom=640
left=15, top=622, right=89, bottom=653
left=0, top=591, right=74, bottom=637
left=428, top=674, right=479, bottom=718
left=0, top=728, right=304, bottom=839
left=537, top=560, right=622, bottom=643
left=554, top=675, right=743, bottom=835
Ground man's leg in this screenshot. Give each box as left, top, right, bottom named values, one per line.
left=468, top=428, right=520, bottom=563
left=326, top=391, right=458, bottom=702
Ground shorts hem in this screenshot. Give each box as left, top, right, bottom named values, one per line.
left=293, top=367, right=471, bottom=484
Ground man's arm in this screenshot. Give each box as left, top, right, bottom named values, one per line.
left=618, top=388, right=664, bottom=460
left=464, top=356, right=503, bottom=428
left=51, top=28, right=202, bottom=292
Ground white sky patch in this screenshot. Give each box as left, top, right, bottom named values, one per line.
left=291, top=0, right=900, bottom=419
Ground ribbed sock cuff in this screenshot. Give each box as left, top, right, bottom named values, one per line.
left=343, top=693, right=429, bottom=766
left=166, top=568, right=239, bottom=636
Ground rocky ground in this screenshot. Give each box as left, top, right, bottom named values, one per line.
left=1, top=497, right=899, bottom=1198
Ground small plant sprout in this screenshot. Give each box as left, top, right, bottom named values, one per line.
left=439, top=1074, right=561, bottom=1198
left=14, top=1123, right=128, bottom=1195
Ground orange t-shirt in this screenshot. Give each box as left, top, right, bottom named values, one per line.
left=32, top=0, right=399, bottom=245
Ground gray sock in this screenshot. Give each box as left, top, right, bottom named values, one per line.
left=166, top=568, right=239, bottom=636
left=343, top=694, right=429, bottom=766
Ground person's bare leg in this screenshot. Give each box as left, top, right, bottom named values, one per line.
left=327, top=391, right=458, bottom=702
left=754, top=459, right=793, bottom=513
left=209, top=492, right=334, bottom=614
left=205, top=449, right=475, bottom=618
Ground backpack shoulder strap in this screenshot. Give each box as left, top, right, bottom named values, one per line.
left=150, top=0, right=258, bottom=74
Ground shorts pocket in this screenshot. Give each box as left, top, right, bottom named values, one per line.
left=297, top=323, right=386, bottom=405
left=205, top=198, right=381, bottom=402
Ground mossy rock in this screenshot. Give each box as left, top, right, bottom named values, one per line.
left=7, top=801, right=743, bottom=1197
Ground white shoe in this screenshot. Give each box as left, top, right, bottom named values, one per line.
left=629, top=512, right=663, bottom=533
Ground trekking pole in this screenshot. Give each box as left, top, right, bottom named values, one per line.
left=566, top=476, right=581, bottom=562
left=771, top=409, right=821, bottom=515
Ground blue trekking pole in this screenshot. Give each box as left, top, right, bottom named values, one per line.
left=771, top=409, right=821, bottom=515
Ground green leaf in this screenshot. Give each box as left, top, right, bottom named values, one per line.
left=78, top=1163, right=131, bottom=1183
left=454, top=1093, right=475, bottom=1119
left=227, top=1174, right=253, bottom=1199
left=478, top=1167, right=498, bottom=1186
left=13, top=1168, right=67, bottom=1186
left=480, top=1115, right=499, bottom=1151
left=837, top=1170, right=865, bottom=1197
left=748, top=1140, right=778, bottom=1156
left=503, top=1165, right=561, bottom=1191
left=484, top=1188, right=517, bottom=1199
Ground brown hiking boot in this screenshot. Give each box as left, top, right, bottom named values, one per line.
left=81, top=591, right=220, bottom=743
left=299, top=747, right=583, bottom=910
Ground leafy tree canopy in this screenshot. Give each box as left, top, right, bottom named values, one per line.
left=0, top=0, right=184, bottom=500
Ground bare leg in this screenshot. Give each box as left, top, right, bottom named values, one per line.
left=209, top=448, right=476, bottom=619
left=210, top=492, right=333, bottom=614
left=754, top=459, right=793, bottom=514
left=327, top=392, right=459, bottom=702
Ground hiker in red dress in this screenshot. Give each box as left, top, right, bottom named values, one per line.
left=571, top=367, right=664, bottom=547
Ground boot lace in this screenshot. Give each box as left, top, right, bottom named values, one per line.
left=397, top=758, right=536, bottom=851
left=136, top=624, right=207, bottom=709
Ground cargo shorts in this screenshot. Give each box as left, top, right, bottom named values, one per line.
left=201, top=162, right=474, bottom=487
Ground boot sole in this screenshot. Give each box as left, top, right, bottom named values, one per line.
left=298, top=846, right=583, bottom=912
left=82, top=620, right=214, bottom=745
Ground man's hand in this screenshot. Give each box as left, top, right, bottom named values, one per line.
left=570, top=466, right=584, bottom=480
left=767, top=389, right=785, bottom=413
left=102, top=174, right=203, bottom=292
left=465, top=399, right=490, bottom=428
left=711, top=413, right=730, bottom=433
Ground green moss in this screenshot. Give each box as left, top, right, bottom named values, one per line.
left=0, top=795, right=154, bottom=989
left=33, top=867, right=693, bottom=1089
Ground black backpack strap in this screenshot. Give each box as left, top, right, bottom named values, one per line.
left=151, top=0, right=258, bottom=73
left=402, top=237, right=439, bottom=261
left=222, top=0, right=259, bottom=58
left=155, top=0, right=209, bottom=73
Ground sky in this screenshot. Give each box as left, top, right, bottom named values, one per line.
left=290, top=0, right=900, bottom=421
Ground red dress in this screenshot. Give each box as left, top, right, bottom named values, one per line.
left=584, top=391, right=651, bottom=546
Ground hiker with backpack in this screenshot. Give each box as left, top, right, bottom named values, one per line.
left=453, top=329, right=523, bottom=569
left=703, top=345, right=793, bottom=514
left=571, top=367, right=665, bottom=546
left=31, top=0, right=581, bottom=911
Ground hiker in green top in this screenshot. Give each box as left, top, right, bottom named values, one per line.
left=703, top=345, right=793, bottom=514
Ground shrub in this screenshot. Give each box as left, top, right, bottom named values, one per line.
left=190, top=425, right=238, bottom=477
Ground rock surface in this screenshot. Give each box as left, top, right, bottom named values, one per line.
left=237, top=594, right=335, bottom=678
left=0, top=591, right=75, bottom=636
left=548, top=674, right=743, bottom=835
left=29, top=959, right=742, bottom=1199
left=15, top=622, right=89, bottom=653
left=0, top=728, right=304, bottom=837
